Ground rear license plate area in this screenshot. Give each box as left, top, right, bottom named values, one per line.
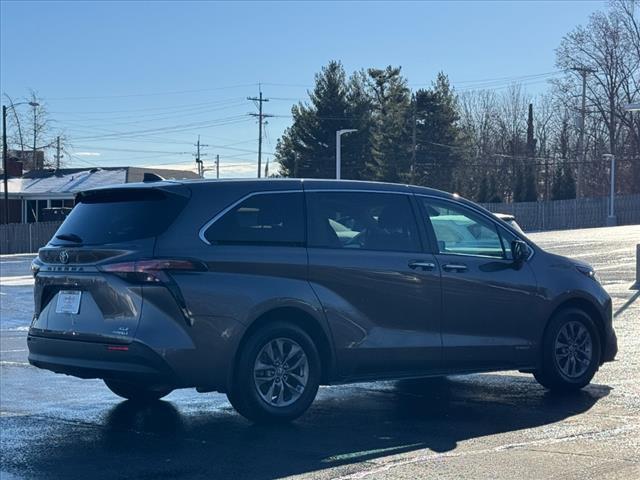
left=55, top=290, right=82, bottom=315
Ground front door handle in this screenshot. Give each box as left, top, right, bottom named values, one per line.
left=443, top=263, right=468, bottom=272
left=408, top=260, right=436, bottom=271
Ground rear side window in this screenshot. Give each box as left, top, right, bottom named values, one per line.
left=204, top=192, right=304, bottom=246
left=306, top=192, right=421, bottom=252
left=53, top=188, right=188, bottom=245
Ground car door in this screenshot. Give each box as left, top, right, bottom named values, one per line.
left=417, top=196, right=540, bottom=371
left=305, top=189, right=443, bottom=379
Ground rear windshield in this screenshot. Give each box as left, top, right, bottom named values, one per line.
left=52, top=188, right=188, bottom=245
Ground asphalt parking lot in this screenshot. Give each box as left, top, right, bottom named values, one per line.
left=1, top=225, right=639, bottom=480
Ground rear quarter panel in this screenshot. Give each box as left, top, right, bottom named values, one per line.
left=152, top=181, right=332, bottom=390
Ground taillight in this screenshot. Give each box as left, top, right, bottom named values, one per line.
left=98, top=259, right=206, bottom=283
left=31, top=259, right=41, bottom=278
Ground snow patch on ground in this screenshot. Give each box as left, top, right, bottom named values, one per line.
left=1, top=255, right=36, bottom=330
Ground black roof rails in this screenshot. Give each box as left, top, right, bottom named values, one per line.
left=143, top=172, right=165, bottom=182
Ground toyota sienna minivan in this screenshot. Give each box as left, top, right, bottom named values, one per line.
left=28, top=179, right=618, bottom=422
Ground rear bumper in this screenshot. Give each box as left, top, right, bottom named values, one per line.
left=27, top=334, right=179, bottom=385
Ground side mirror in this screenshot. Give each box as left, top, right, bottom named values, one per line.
left=511, top=240, right=528, bottom=266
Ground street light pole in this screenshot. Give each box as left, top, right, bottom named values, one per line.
left=2, top=105, right=9, bottom=224
left=336, top=129, right=357, bottom=180
left=604, top=154, right=616, bottom=226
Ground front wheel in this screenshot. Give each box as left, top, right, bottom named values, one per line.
left=104, top=379, right=173, bottom=403
left=227, top=322, right=321, bottom=423
left=534, top=308, right=601, bottom=392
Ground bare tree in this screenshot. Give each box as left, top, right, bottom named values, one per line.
left=2, top=90, right=63, bottom=169
left=556, top=7, right=639, bottom=157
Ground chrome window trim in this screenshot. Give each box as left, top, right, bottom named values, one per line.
left=198, top=190, right=304, bottom=245
left=414, top=193, right=535, bottom=261
left=199, top=188, right=534, bottom=262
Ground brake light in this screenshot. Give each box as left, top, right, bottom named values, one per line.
left=98, top=259, right=206, bottom=283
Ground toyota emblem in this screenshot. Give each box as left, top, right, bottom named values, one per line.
left=59, top=250, right=69, bottom=264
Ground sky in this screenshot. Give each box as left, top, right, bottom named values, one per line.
left=1, top=0, right=605, bottom=178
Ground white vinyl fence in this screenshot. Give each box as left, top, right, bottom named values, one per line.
left=481, top=195, right=640, bottom=232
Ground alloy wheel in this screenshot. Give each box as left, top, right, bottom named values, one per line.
left=554, top=321, right=593, bottom=379
left=253, top=337, right=309, bottom=407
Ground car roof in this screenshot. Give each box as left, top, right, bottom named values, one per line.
left=85, top=177, right=456, bottom=199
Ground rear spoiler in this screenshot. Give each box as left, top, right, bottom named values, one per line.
left=143, top=172, right=164, bottom=182
left=76, top=184, right=191, bottom=203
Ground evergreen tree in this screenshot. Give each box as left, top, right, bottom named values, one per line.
left=551, top=160, right=577, bottom=200
left=366, top=66, right=412, bottom=182
left=513, top=168, right=525, bottom=202
left=342, top=70, right=374, bottom=179
left=276, top=61, right=352, bottom=178
left=414, top=72, right=462, bottom=191
left=526, top=103, right=536, bottom=157
left=512, top=103, right=538, bottom=202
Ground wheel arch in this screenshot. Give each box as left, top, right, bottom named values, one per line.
left=228, top=306, right=335, bottom=390
left=544, top=297, right=606, bottom=355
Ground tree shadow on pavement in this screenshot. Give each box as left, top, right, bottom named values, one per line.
left=1, top=374, right=610, bottom=480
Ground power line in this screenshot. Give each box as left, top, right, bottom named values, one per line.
left=71, top=115, right=251, bottom=141
left=49, top=97, right=246, bottom=116
left=51, top=99, right=247, bottom=126
left=46, top=83, right=259, bottom=101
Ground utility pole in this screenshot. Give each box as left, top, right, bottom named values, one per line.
left=248, top=88, right=273, bottom=178
left=411, top=95, right=417, bottom=184
left=194, top=135, right=208, bottom=178
left=573, top=67, right=596, bottom=198
left=216, top=154, right=219, bottom=179
left=32, top=104, right=37, bottom=170
left=55, top=136, right=62, bottom=170
left=264, top=158, right=269, bottom=178
left=2, top=105, right=9, bottom=225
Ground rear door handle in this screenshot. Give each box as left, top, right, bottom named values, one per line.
left=408, top=261, right=436, bottom=271
left=443, top=263, right=468, bottom=272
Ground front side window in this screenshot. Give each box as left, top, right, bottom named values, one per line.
left=307, top=192, right=421, bottom=252
left=421, top=198, right=506, bottom=258
left=204, top=192, right=304, bottom=246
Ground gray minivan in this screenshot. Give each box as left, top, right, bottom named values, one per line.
left=28, top=179, right=618, bottom=422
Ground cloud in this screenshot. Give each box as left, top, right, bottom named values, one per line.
left=75, top=151, right=102, bottom=157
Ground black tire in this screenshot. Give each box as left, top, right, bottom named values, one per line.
left=227, top=321, right=321, bottom=423
left=534, top=308, right=601, bottom=392
left=104, top=379, right=173, bottom=403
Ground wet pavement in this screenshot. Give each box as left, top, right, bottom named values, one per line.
left=1, top=225, right=639, bottom=479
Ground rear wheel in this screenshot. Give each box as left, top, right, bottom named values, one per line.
left=104, top=379, right=173, bottom=402
left=534, top=308, right=601, bottom=392
left=227, top=321, right=321, bottom=423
